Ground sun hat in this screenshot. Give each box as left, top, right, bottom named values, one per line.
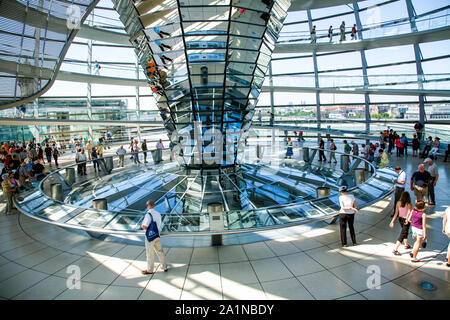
left=339, top=186, right=347, bottom=192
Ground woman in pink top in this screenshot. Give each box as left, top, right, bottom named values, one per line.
left=389, top=191, right=412, bottom=255
left=405, top=201, right=427, bottom=262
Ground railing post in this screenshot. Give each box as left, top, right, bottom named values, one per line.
left=50, top=183, right=63, bottom=202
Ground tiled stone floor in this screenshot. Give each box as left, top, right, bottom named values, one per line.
left=0, top=154, right=449, bottom=300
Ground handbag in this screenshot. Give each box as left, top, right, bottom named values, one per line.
left=145, top=212, right=160, bottom=242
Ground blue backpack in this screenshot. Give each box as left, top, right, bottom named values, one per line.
left=145, top=212, right=160, bottom=242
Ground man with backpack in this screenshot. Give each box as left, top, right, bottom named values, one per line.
left=141, top=200, right=168, bottom=275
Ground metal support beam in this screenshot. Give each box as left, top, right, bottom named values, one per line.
left=307, top=10, right=321, bottom=132
left=86, top=13, right=94, bottom=142
left=406, top=0, right=426, bottom=133
left=353, top=2, right=371, bottom=138
left=135, top=58, right=142, bottom=142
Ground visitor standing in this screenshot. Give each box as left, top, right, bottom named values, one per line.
left=338, top=186, right=358, bottom=247
left=412, top=134, right=420, bottom=157
left=285, top=137, right=293, bottom=159
left=351, top=141, right=359, bottom=157
left=318, top=137, right=327, bottom=162
left=328, top=25, right=333, bottom=42
left=142, top=139, right=148, bottom=163
left=75, top=148, right=87, bottom=175
left=414, top=121, right=424, bottom=141
left=410, top=164, right=432, bottom=202
left=311, top=25, right=317, bottom=43
left=401, top=133, right=408, bottom=157
left=391, top=165, right=406, bottom=217
left=91, top=147, right=101, bottom=173
left=141, top=200, right=168, bottom=275
left=44, top=144, right=52, bottom=167
left=343, top=140, right=351, bottom=154
left=351, top=24, right=357, bottom=40
left=52, top=143, right=60, bottom=168
left=340, top=21, right=346, bottom=41
left=328, top=138, right=337, bottom=163
left=424, top=157, right=438, bottom=206
left=133, top=142, right=141, bottom=164
left=116, top=145, right=126, bottom=167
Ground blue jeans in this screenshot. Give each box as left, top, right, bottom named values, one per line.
left=133, top=152, right=141, bottom=163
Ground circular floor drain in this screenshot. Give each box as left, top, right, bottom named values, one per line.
left=421, top=281, right=436, bottom=291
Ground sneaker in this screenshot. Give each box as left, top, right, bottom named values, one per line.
left=411, top=258, right=421, bottom=263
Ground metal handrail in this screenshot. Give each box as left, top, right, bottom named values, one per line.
left=14, top=144, right=394, bottom=237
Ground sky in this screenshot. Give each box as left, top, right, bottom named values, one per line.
left=43, top=0, right=450, bottom=110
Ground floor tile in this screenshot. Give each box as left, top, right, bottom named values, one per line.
left=15, top=247, right=62, bottom=268
left=164, top=248, right=193, bottom=265
left=279, top=252, right=325, bottom=276
left=262, top=278, right=314, bottom=300
left=140, top=265, right=188, bottom=300
left=297, top=270, right=356, bottom=300
left=417, top=258, right=450, bottom=283
left=54, top=256, right=101, bottom=279
left=82, top=258, right=130, bottom=285
left=264, top=240, right=300, bottom=256
left=250, top=257, right=293, bottom=282
left=55, top=281, right=107, bottom=300
left=360, top=282, right=423, bottom=300
left=112, top=245, right=144, bottom=260
left=182, top=264, right=222, bottom=300
left=0, top=269, right=48, bottom=299
left=242, top=242, right=275, bottom=260
left=191, top=247, right=219, bottom=265
left=218, top=245, right=248, bottom=264
left=222, top=280, right=266, bottom=300
left=140, top=278, right=183, bottom=300
left=357, top=256, right=416, bottom=281
left=289, top=237, right=325, bottom=251
left=111, top=260, right=151, bottom=288
left=392, top=269, right=450, bottom=300
left=0, top=261, right=27, bottom=283
left=329, top=262, right=390, bottom=292
left=305, top=246, right=354, bottom=269
left=13, top=276, right=67, bottom=300
left=33, top=252, right=81, bottom=275
left=97, top=285, right=143, bottom=300
left=337, top=293, right=367, bottom=300
left=220, top=261, right=259, bottom=284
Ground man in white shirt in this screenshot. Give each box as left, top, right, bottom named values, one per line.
left=141, top=200, right=168, bottom=275
left=155, top=139, right=164, bottom=163
left=116, top=145, right=126, bottom=167
left=338, top=186, right=358, bottom=247
left=391, top=165, right=406, bottom=217
left=156, top=139, right=164, bottom=150
left=75, top=149, right=87, bottom=175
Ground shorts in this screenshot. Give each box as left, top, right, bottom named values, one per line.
left=412, top=226, right=424, bottom=239
left=413, top=185, right=428, bottom=199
